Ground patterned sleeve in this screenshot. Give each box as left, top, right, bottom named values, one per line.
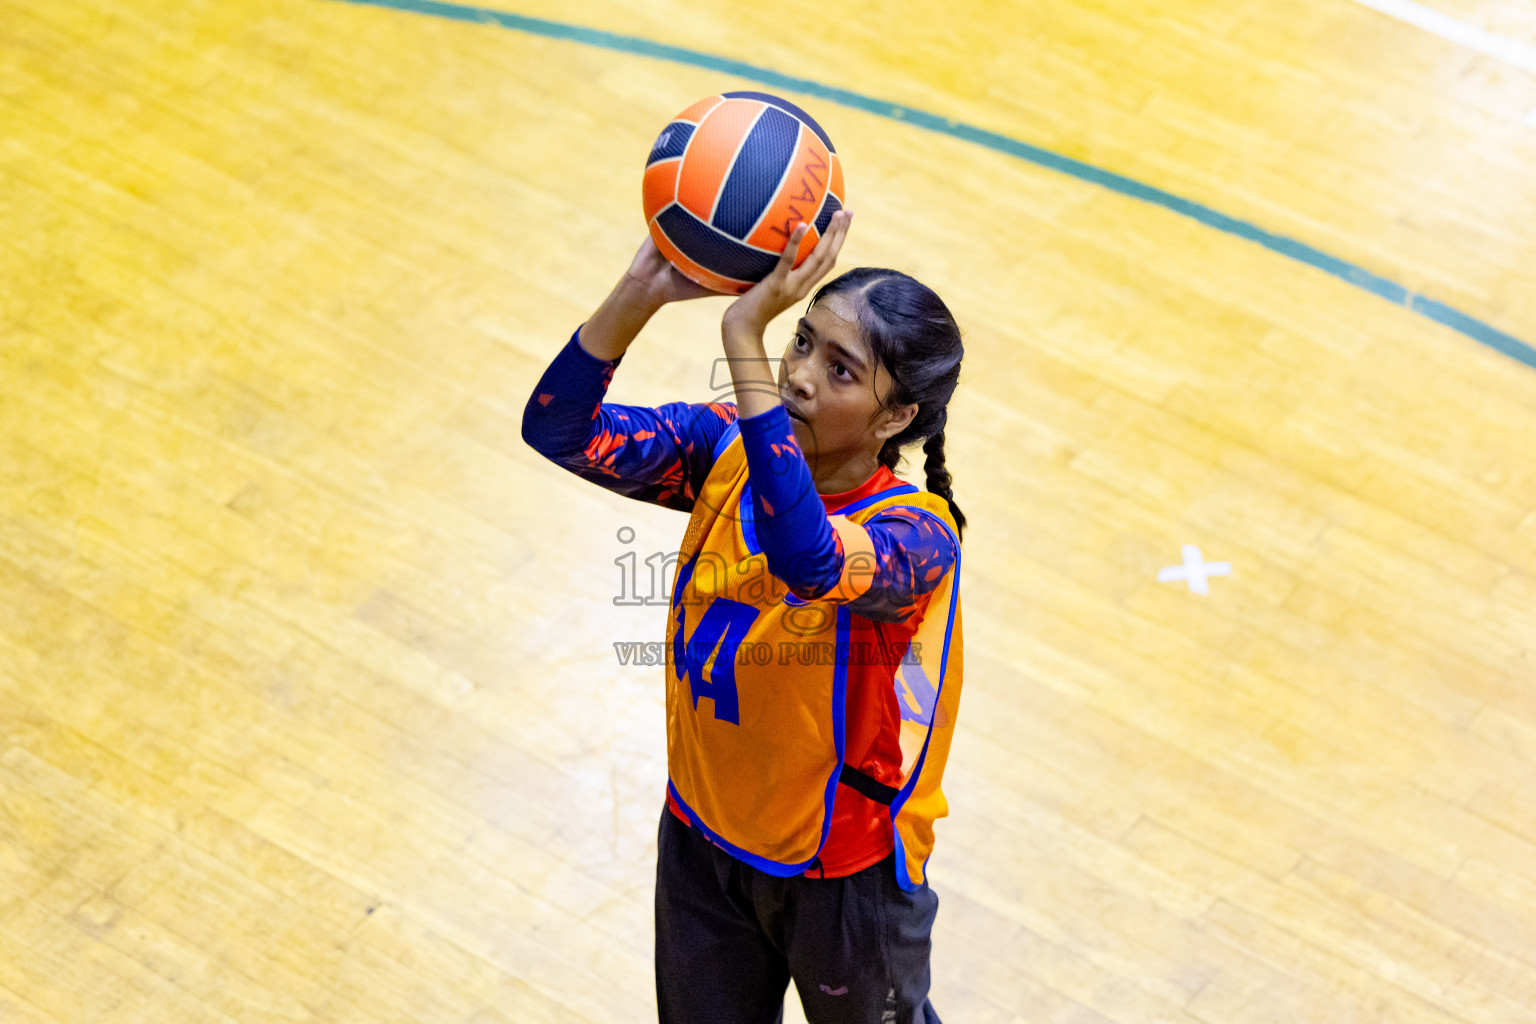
left=738, top=405, right=957, bottom=625
left=521, top=325, right=738, bottom=512
left=844, top=508, right=958, bottom=625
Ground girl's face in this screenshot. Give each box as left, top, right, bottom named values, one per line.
left=777, top=291, right=917, bottom=480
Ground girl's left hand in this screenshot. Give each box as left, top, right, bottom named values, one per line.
left=722, top=210, right=852, bottom=340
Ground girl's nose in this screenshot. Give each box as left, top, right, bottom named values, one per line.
left=786, top=361, right=814, bottom=398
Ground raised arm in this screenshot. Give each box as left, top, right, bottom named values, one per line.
left=521, top=328, right=738, bottom=511
left=520, top=236, right=731, bottom=511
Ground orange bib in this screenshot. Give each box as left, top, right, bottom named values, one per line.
left=665, top=421, right=963, bottom=889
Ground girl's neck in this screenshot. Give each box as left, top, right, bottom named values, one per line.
left=811, top=452, right=886, bottom=497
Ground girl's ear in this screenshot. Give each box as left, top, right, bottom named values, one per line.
left=875, top=402, right=919, bottom=442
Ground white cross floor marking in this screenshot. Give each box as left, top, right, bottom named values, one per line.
left=1158, top=545, right=1233, bottom=595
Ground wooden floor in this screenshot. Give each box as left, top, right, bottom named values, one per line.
left=4, top=0, right=1536, bottom=1021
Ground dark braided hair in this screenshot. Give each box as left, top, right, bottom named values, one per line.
left=807, top=268, right=966, bottom=542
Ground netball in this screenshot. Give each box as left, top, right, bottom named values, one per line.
left=642, top=90, right=847, bottom=294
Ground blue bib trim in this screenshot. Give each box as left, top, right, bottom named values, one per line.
left=711, top=418, right=742, bottom=462
left=830, top=483, right=918, bottom=516
left=886, top=516, right=962, bottom=892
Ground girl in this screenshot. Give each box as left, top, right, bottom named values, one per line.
left=522, top=211, right=965, bottom=1024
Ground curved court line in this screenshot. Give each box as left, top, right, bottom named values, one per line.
left=324, top=0, right=1536, bottom=372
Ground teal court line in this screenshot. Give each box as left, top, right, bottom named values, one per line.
left=324, top=0, right=1536, bottom=373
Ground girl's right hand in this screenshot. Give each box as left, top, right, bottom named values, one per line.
left=624, top=234, right=720, bottom=306
left=576, top=235, right=721, bottom=360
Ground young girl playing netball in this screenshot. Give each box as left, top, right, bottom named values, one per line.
left=522, top=210, right=964, bottom=1024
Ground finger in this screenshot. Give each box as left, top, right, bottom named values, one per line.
left=782, top=222, right=812, bottom=274
left=823, top=209, right=851, bottom=258
left=790, top=211, right=847, bottom=285
left=815, top=210, right=851, bottom=259
left=668, top=262, right=713, bottom=299
left=808, top=212, right=848, bottom=272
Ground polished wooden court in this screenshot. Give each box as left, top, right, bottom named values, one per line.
left=4, top=0, right=1536, bottom=1021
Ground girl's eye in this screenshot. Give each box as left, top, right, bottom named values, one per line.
left=793, top=334, right=854, bottom=381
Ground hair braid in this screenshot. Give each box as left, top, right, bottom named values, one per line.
left=921, top=411, right=966, bottom=542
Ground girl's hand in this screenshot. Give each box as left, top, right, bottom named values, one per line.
left=723, top=210, right=852, bottom=340
left=624, top=234, right=719, bottom=306
left=576, top=234, right=719, bottom=361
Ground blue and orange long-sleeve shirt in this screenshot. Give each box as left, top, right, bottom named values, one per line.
left=522, top=325, right=958, bottom=876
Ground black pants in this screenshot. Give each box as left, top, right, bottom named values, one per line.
left=654, top=805, right=942, bottom=1024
